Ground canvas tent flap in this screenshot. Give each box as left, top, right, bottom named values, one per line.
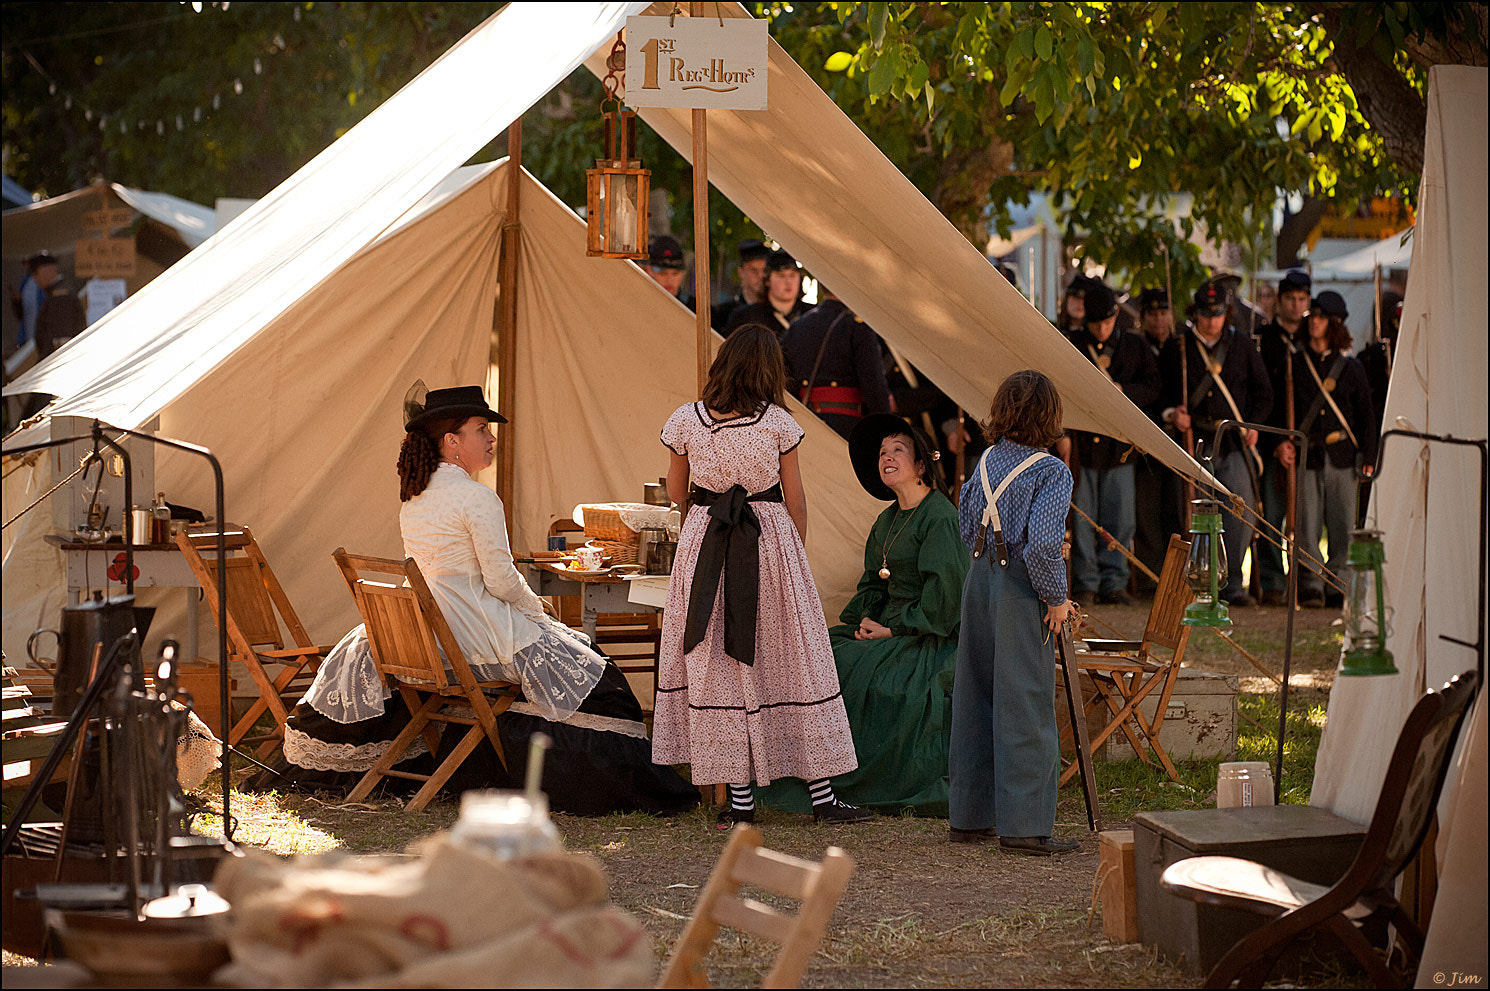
left=1307, top=65, right=1486, bottom=984
left=4, top=1, right=649, bottom=429
left=589, top=2, right=1214, bottom=491
left=511, top=169, right=881, bottom=614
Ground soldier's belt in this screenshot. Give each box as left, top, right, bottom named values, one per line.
left=799, top=384, right=864, bottom=416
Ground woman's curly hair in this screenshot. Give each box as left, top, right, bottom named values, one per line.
left=397, top=414, right=470, bottom=502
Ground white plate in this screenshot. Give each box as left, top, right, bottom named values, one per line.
left=558, top=566, right=610, bottom=576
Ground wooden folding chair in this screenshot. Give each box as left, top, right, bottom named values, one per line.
left=332, top=549, right=520, bottom=811
left=1060, top=534, right=1194, bottom=785
left=659, top=825, right=855, bottom=989
left=175, top=525, right=333, bottom=758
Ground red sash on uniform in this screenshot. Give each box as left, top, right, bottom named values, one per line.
left=798, top=384, right=864, bottom=417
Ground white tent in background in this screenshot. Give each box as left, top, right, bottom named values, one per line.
left=1310, top=66, right=1487, bottom=983
left=1307, top=227, right=1413, bottom=281
left=4, top=1, right=1208, bottom=664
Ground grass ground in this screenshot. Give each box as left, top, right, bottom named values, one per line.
left=6, top=602, right=1358, bottom=986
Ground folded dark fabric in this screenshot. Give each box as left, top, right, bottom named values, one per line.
left=683, top=483, right=784, bottom=666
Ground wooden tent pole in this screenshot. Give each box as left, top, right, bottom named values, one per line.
left=691, top=3, right=711, bottom=395
left=496, top=120, right=522, bottom=519
left=692, top=111, right=710, bottom=393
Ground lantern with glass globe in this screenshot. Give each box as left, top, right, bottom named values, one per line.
left=1340, top=528, right=1399, bottom=676
left=1182, top=498, right=1231, bottom=627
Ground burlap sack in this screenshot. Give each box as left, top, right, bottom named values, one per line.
left=213, top=837, right=651, bottom=988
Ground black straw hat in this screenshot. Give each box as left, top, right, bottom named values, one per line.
left=849, top=413, right=944, bottom=500
left=403, top=381, right=505, bottom=432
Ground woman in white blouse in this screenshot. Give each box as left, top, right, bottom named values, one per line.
left=273, top=385, right=697, bottom=815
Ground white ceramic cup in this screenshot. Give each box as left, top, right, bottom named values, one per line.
left=575, top=543, right=605, bottom=571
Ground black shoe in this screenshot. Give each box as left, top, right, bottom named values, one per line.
left=717, top=807, right=755, bottom=825
left=949, top=826, right=997, bottom=845
left=999, top=835, right=1081, bottom=856
left=1097, top=588, right=1135, bottom=606
left=1072, top=589, right=1098, bottom=607
left=1299, top=589, right=1325, bottom=609
left=812, top=800, right=873, bottom=824
left=1324, top=591, right=1344, bottom=609
left=1260, top=589, right=1286, bottom=607
left=1222, top=591, right=1255, bottom=608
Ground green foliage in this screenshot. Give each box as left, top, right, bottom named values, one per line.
left=1, top=2, right=503, bottom=202
left=3, top=2, right=1472, bottom=287
left=763, top=1, right=1432, bottom=276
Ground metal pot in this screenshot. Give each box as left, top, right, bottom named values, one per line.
left=643, top=482, right=669, bottom=506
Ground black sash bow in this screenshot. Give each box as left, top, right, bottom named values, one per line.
left=682, top=483, right=784, bottom=666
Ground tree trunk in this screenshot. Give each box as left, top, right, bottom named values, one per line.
left=1275, top=196, right=1328, bottom=269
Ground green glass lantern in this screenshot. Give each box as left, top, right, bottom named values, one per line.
left=1183, top=499, right=1231, bottom=627
left=1340, top=528, right=1399, bottom=676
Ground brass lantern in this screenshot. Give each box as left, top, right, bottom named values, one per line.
left=586, top=103, right=651, bottom=259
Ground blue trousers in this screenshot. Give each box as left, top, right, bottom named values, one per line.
left=1071, top=462, right=1135, bottom=594
left=1257, top=458, right=1289, bottom=593
left=949, top=558, right=1057, bottom=837
left=1207, top=451, right=1258, bottom=599
left=1297, top=463, right=1356, bottom=596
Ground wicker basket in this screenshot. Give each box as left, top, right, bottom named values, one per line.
left=583, top=507, right=640, bottom=563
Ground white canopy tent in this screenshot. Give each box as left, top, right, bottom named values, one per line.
left=1309, top=66, right=1487, bottom=982
left=5, top=1, right=1208, bottom=661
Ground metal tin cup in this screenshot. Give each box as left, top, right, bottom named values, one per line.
left=130, top=508, right=152, bottom=546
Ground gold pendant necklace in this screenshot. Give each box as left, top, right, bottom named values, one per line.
left=878, top=497, right=925, bottom=580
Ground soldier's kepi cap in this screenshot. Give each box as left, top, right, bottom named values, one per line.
left=25, top=251, right=57, bottom=269
left=1193, top=282, right=1228, bottom=317
left=737, top=238, right=769, bottom=264
left=1137, top=288, right=1169, bottom=312
left=648, top=235, right=687, bottom=271
left=1311, top=290, right=1349, bottom=321
left=1064, top=273, right=1094, bottom=299
left=1278, top=269, right=1312, bottom=294
left=1083, top=281, right=1117, bottom=323
left=765, top=249, right=799, bottom=272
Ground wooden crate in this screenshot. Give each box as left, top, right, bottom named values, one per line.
left=1098, top=829, right=1139, bottom=943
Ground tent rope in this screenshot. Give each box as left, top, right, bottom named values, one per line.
left=2, top=455, right=94, bottom=531
left=1187, top=473, right=1349, bottom=596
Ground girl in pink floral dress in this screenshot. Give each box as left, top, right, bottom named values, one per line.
left=654, top=325, right=867, bottom=824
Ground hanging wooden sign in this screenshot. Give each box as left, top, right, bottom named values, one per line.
left=623, top=16, right=768, bottom=111
left=81, top=207, right=134, bottom=233
left=74, top=237, right=137, bottom=278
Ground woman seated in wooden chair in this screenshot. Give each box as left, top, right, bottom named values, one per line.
left=760, top=414, right=968, bottom=816
left=262, top=384, right=697, bottom=816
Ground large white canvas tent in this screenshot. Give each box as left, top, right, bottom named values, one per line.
left=5, top=2, right=1208, bottom=665
left=1310, top=66, right=1487, bottom=982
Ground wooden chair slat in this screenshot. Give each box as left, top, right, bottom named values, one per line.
left=711, top=895, right=795, bottom=944
left=730, top=846, right=818, bottom=901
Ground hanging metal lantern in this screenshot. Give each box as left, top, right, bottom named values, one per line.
left=1340, top=528, right=1399, bottom=676
left=586, top=104, right=650, bottom=258
left=586, top=35, right=650, bottom=259
left=1183, top=498, right=1231, bottom=627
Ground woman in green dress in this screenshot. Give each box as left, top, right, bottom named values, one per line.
left=759, top=414, right=968, bottom=815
